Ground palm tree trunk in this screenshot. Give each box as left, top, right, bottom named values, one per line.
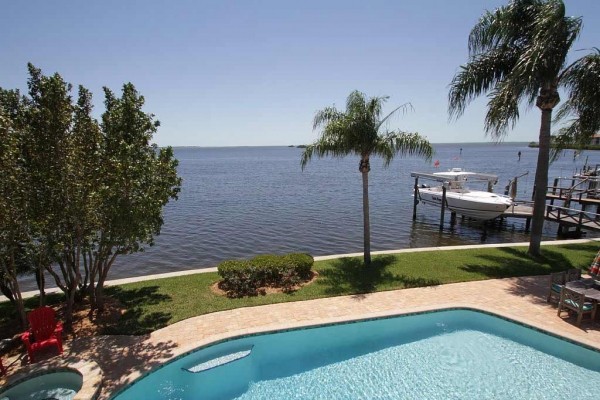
left=529, top=108, right=553, bottom=257
left=530, top=85, right=559, bottom=257
left=361, top=167, right=371, bottom=266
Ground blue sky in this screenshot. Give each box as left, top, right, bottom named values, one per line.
left=2, top=1, right=599, bottom=147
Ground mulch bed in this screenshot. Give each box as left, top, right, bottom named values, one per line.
left=210, top=270, right=319, bottom=297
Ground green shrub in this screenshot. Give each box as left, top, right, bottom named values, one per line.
left=217, top=260, right=262, bottom=297
left=251, top=255, right=283, bottom=285
left=285, top=253, right=314, bottom=279
left=217, top=253, right=314, bottom=297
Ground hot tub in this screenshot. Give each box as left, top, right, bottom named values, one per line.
left=0, top=369, right=82, bottom=400
left=0, top=359, right=102, bottom=400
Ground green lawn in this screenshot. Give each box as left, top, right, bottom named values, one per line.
left=104, top=242, right=596, bottom=334
left=1, top=242, right=597, bottom=336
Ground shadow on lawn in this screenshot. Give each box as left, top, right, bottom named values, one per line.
left=317, top=255, right=441, bottom=296
left=460, top=245, right=596, bottom=306
left=104, top=286, right=173, bottom=335
left=458, top=246, right=582, bottom=279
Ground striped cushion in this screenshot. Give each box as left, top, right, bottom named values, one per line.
left=564, top=299, right=594, bottom=312
left=551, top=283, right=563, bottom=293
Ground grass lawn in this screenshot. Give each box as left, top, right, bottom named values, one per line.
left=1, top=242, right=597, bottom=336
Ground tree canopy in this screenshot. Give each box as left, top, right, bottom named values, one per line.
left=0, top=65, right=182, bottom=327
left=448, top=0, right=600, bottom=255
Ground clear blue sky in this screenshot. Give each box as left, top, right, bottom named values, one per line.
left=1, top=1, right=598, bottom=147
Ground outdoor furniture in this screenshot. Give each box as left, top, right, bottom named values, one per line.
left=566, top=268, right=582, bottom=282
left=21, top=306, right=63, bottom=363
left=557, top=286, right=597, bottom=327
left=547, top=271, right=566, bottom=303
left=565, top=279, right=600, bottom=301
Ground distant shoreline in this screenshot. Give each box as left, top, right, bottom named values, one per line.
left=166, top=142, right=532, bottom=149
left=528, top=142, right=600, bottom=151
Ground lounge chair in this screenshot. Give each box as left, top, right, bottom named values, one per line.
left=21, top=306, right=63, bottom=363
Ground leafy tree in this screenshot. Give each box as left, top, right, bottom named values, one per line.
left=0, top=89, right=30, bottom=327
left=88, top=83, right=181, bottom=311
left=1, top=65, right=182, bottom=327
left=301, top=90, right=433, bottom=266
left=24, top=64, right=85, bottom=326
left=67, top=86, right=102, bottom=297
left=449, top=0, right=600, bottom=256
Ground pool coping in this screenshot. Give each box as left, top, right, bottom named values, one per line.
left=0, top=357, right=102, bottom=400
left=108, top=303, right=600, bottom=399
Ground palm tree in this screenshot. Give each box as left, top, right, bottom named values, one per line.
left=448, top=0, right=600, bottom=256
left=301, top=90, right=433, bottom=266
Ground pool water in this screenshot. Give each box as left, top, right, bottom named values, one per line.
left=0, top=371, right=82, bottom=400
left=112, top=309, right=600, bottom=400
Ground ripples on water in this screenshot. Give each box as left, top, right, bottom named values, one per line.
left=21, top=143, right=600, bottom=289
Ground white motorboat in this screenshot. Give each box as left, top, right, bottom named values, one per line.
left=414, top=168, right=513, bottom=220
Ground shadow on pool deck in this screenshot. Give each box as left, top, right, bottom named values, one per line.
left=68, top=335, right=178, bottom=398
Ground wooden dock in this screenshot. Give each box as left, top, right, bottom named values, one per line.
left=500, top=184, right=600, bottom=235
left=503, top=203, right=534, bottom=218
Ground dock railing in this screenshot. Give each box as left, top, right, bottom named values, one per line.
left=545, top=203, right=600, bottom=231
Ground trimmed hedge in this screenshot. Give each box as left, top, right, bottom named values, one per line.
left=217, top=253, right=314, bottom=297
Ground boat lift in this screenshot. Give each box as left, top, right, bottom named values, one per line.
left=410, top=170, right=500, bottom=230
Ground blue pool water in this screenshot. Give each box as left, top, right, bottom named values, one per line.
left=112, top=309, right=600, bottom=400
left=0, top=371, right=82, bottom=400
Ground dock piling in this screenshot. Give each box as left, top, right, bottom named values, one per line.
left=412, top=177, right=419, bottom=221
left=440, top=186, right=447, bottom=231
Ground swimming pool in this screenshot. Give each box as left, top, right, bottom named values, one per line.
left=112, top=309, right=600, bottom=399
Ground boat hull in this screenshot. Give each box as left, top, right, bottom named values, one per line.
left=418, top=187, right=512, bottom=220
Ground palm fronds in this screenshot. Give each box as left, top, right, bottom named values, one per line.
left=302, top=90, right=432, bottom=169
left=554, top=49, right=600, bottom=142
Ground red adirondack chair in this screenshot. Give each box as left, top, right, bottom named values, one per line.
left=21, top=306, right=63, bottom=363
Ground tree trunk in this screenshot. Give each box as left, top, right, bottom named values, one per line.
left=5, top=274, right=27, bottom=329
left=95, top=251, right=119, bottom=312
left=529, top=86, right=559, bottom=257
left=13, top=281, right=27, bottom=329
left=95, top=283, right=104, bottom=312
left=36, top=266, right=46, bottom=307
left=359, top=157, right=371, bottom=266
left=65, top=289, right=76, bottom=330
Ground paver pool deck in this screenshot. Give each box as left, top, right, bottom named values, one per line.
left=3, top=239, right=600, bottom=399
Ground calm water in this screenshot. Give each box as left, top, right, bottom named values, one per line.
left=21, top=142, right=600, bottom=290
left=113, top=309, right=600, bottom=399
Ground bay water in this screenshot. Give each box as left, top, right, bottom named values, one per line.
left=21, top=142, right=600, bottom=290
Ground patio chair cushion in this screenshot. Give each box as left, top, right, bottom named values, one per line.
left=551, top=283, right=563, bottom=293
left=563, top=299, right=594, bottom=312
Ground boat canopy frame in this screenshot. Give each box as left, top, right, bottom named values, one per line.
left=409, top=171, right=499, bottom=184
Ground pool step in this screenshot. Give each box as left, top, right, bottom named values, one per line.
left=183, top=346, right=254, bottom=373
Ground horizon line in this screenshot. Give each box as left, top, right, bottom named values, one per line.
left=162, top=141, right=532, bottom=149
